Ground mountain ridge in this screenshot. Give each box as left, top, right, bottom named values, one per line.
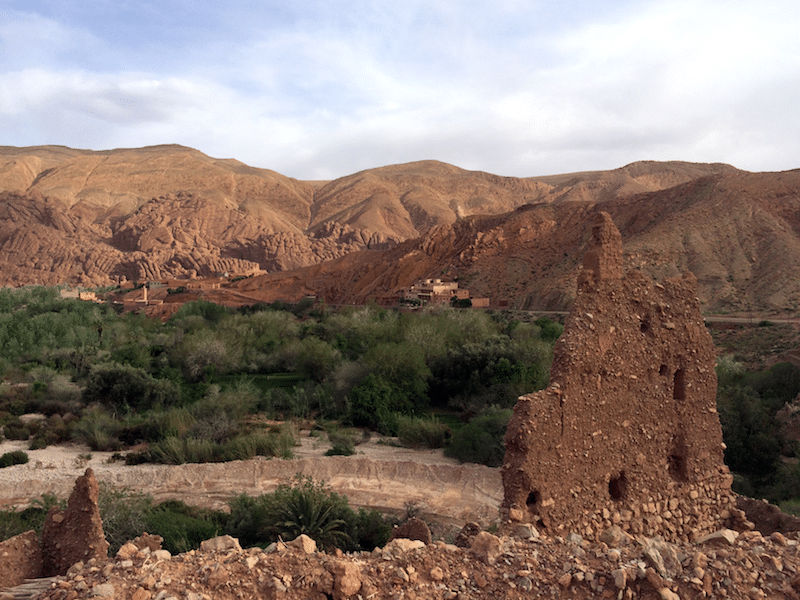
left=0, top=144, right=797, bottom=313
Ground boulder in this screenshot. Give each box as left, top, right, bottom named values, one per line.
left=389, top=517, right=432, bottom=544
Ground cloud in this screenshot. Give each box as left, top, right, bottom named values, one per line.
left=2, top=1, right=799, bottom=177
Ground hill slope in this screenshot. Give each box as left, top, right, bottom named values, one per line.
left=232, top=170, right=800, bottom=314
left=0, top=144, right=796, bottom=313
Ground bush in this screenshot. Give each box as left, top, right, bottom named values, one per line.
left=29, top=414, right=71, bottom=449
left=97, top=484, right=152, bottom=554
left=325, top=430, right=356, bottom=456
left=396, top=415, right=450, bottom=449
left=351, top=507, right=396, bottom=550
left=226, top=475, right=393, bottom=551
left=2, top=420, right=31, bottom=440
left=0, top=494, right=63, bottom=540
left=84, top=363, right=177, bottom=413
left=72, top=408, right=122, bottom=451
left=128, top=429, right=295, bottom=465
left=144, top=500, right=223, bottom=554
left=346, top=374, right=404, bottom=434
left=0, top=450, right=29, bottom=468
left=534, top=317, right=563, bottom=342
left=444, top=407, right=512, bottom=467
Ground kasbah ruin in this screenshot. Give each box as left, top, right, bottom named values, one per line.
left=4, top=212, right=800, bottom=599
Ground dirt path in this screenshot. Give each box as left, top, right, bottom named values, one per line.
left=0, top=435, right=502, bottom=527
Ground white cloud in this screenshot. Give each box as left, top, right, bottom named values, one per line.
left=1, top=1, right=799, bottom=177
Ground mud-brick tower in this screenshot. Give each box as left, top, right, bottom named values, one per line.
left=502, top=212, right=737, bottom=542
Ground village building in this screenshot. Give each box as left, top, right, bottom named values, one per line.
left=400, top=278, right=489, bottom=308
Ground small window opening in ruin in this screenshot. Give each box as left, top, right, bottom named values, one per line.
left=640, top=316, right=650, bottom=333
left=526, top=490, right=541, bottom=515
left=673, top=368, right=686, bottom=401
left=659, top=364, right=668, bottom=376
left=608, top=472, right=628, bottom=501
left=668, top=436, right=689, bottom=482
left=668, top=453, right=688, bottom=482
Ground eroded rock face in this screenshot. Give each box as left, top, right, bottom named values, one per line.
left=41, top=468, right=109, bottom=576
left=502, top=212, right=737, bottom=542
left=0, top=529, right=42, bottom=587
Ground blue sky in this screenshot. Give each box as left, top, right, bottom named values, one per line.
left=1, top=1, right=798, bottom=179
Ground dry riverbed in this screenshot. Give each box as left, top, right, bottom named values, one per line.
left=0, top=431, right=502, bottom=527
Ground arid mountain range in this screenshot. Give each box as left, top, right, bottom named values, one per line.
left=1, top=144, right=798, bottom=313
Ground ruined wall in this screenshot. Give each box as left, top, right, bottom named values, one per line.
left=41, top=468, right=109, bottom=576
left=0, top=529, right=42, bottom=587
left=503, top=212, right=737, bottom=542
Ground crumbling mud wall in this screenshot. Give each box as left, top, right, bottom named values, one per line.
left=0, top=530, right=42, bottom=588
left=503, top=212, right=738, bottom=542
left=41, top=468, right=109, bottom=576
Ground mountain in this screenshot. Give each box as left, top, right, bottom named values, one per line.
left=230, top=169, right=800, bottom=315
left=0, top=144, right=796, bottom=313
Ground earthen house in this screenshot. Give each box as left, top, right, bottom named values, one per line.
left=502, top=212, right=738, bottom=542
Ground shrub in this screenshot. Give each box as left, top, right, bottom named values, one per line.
left=144, top=500, right=222, bottom=554
left=97, top=484, right=153, bottom=554
left=2, top=420, right=31, bottom=441
left=351, top=507, right=396, bottom=550
left=148, top=437, right=216, bottom=465
left=128, top=428, right=295, bottom=465
left=444, top=407, right=512, bottom=467
left=72, top=408, right=122, bottom=451
left=84, top=363, right=177, bottom=413
left=0, top=494, right=63, bottom=540
left=346, top=374, right=403, bottom=434
left=227, top=476, right=356, bottom=551
left=396, top=415, right=450, bottom=449
left=325, top=430, right=356, bottom=456
left=29, top=414, right=71, bottom=450
left=0, top=450, right=29, bottom=468
left=534, top=317, right=563, bottom=342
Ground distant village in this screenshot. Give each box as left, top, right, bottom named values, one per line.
left=396, top=278, right=489, bottom=308
left=59, top=275, right=490, bottom=314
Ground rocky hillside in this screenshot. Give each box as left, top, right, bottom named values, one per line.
left=232, top=170, right=800, bottom=314
left=0, top=144, right=745, bottom=288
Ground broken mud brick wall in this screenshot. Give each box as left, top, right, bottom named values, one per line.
left=502, top=211, right=737, bottom=542
left=41, top=468, right=109, bottom=576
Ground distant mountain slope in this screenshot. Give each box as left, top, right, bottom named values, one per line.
left=232, top=170, right=800, bottom=315
left=0, top=144, right=795, bottom=313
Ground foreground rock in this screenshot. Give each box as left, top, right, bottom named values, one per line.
left=0, top=530, right=42, bottom=587
left=33, top=528, right=800, bottom=600
left=503, top=212, right=744, bottom=542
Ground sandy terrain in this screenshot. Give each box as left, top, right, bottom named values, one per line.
left=0, top=433, right=501, bottom=526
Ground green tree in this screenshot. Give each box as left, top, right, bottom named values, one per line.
left=445, top=407, right=512, bottom=467
left=84, top=363, right=177, bottom=413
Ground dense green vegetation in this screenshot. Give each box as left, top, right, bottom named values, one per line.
left=0, top=477, right=393, bottom=554
left=716, top=356, right=800, bottom=509
left=3, top=285, right=800, bottom=528
left=0, top=287, right=559, bottom=467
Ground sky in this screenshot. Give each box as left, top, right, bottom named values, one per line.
left=1, top=1, right=799, bottom=179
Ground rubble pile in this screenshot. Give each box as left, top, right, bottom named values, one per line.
left=25, top=526, right=800, bottom=600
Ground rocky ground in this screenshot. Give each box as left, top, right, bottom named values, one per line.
left=17, top=523, right=800, bottom=600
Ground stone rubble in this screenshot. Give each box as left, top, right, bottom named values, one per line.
left=25, top=526, right=800, bottom=600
